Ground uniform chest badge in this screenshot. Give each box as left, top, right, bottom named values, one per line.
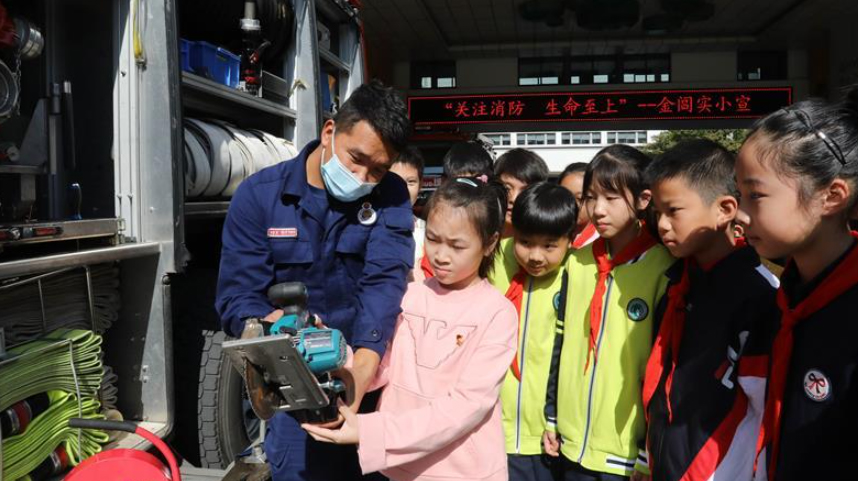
left=358, top=202, right=377, bottom=226
left=627, top=298, right=649, bottom=322
left=267, top=227, right=298, bottom=238
left=553, top=291, right=562, bottom=316
left=803, top=369, right=831, bottom=402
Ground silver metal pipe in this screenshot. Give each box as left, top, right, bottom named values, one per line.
left=0, top=243, right=160, bottom=280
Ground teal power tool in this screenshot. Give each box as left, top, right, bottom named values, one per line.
left=223, top=282, right=354, bottom=424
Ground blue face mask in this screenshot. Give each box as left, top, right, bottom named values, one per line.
left=320, top=129, right=377, bottom=202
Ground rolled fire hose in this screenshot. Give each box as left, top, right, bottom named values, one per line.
left=2, top=391, right=107, bottom=481
left=0, top=265, right=120, bottom=346
left=207, top=121, right=253, bottom=194
left=183, top=118, right=297, bottom=198
left=214, top=122, right=247, bottom=197
left=220, top=123, right=273, bottom=173
left=99, top=365, right=119, bottom=412
left=249, top=129, right=297, bottom=163
left=184, top=126, right=211, bottom=198
left=0, top=329, right=103, bottom=411
left=186, top=118, right=231, bottom=197
left=247, top=129, right=283, bottom=166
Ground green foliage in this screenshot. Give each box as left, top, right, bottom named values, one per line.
left=642, top=129, right=749, bottom=157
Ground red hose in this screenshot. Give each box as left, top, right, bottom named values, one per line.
left=134, top=427, right=182, bottom=481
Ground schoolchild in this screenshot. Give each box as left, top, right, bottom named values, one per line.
left=491, top=182, right=578, bottom=481
left=304, top=177, right=518, bottom=481
left=543, top=145, right=673, bottom=481
left=735, top=90, right=858, bottom=481
left=643, top=139, right=779, bottom=481
left=560, top=162, right=598, bottom=248
left=389, top=146, right=426, bottom=281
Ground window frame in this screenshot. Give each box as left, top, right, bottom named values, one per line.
left=411, top=61, right=458, bottom=90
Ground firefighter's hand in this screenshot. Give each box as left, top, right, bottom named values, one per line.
left=302, top=401, right=359, bottom=445
left=262, top=309, right=284, bottom=323
left=543, top=430, right=560, bottom=457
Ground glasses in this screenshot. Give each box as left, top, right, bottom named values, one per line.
left=789, top=108, right=848, bottom=166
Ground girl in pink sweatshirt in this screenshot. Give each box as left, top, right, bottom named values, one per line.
left=304, top=177, right=518, bottom=481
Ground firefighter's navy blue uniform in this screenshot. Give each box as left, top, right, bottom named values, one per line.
left=215, top=140, right=414, bottom=480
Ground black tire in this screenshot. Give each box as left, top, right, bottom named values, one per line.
left=197, top=330, right=261, bottom=468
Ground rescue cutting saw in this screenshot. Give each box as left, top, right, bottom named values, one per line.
left=223, top=282, right=354, bottom=423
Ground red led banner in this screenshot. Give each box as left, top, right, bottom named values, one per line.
left=408, top=87, right=793, bottom=125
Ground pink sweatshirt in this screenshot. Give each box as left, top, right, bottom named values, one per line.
left=357, top=278, right=518, bottom=481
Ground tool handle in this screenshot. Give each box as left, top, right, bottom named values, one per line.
left=267, top=282, right=308, bottom=309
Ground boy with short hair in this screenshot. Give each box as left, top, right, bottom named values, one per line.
left=559, top=162, right=598, bottom=249
left=442, top=141, right=494, bottom=179
left=494, top=149, right=550, bottom=239
left=389, top=146, right=426, bottom=281
left=492, top=148, right=551, bottom=279
left=642, top=139, right=779, bottom=481
left=490, top=182, right=577, bottom=481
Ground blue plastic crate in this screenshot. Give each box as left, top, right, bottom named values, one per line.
left=180, top=38, right=193, bottom=73
left=189, top=41, right=240, bottom=88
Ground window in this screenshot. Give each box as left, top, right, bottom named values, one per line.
left=411, top=61, right=457, bottom=89
left=522, top=133, right=556, bottom=146
left=519, top=58, right=563, bottom=86
left=561, top=132, right=601, bottom=145
left=607, top=131, right=648, bottom=145
left=620, top=55, right=670, bottom=84
left=564, top=54, right=670, bottom=85
left=484, top=134, right=512, bottom=146
left=737, top=51, right=787, bottom=81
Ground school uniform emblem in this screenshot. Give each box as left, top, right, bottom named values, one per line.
left=553, top=291, right=562, bottom=315
left=627, top=298, right=649, bottom=322
left=357, top=202, right=377, bottom=225
left=803, top=369, right=831, bottom=402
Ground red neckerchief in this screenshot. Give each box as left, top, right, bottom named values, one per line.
left=504, top=269, right=528, bottom=381
left=573, top=223, right=599, bottom=249
left=420, top=249, right=435, bottom=279
left=642, top=257, right=693, bottom=422
left=756, top=232, right=858, bottom=480
left=587, top=228, right=658, bottom=371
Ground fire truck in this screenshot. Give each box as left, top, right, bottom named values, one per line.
left=0, top=0, right=365, bottom=477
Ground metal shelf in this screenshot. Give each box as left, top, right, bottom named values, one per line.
left=184, top=201, right=230, bottom=218
left=0, top=242, right=160, bottom=279
left=181, top=72, right=297, bottom=120
left=319, top=48, right=351, bottom=74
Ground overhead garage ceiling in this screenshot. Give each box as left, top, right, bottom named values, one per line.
left=360, top=0, right=858, bottom=61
